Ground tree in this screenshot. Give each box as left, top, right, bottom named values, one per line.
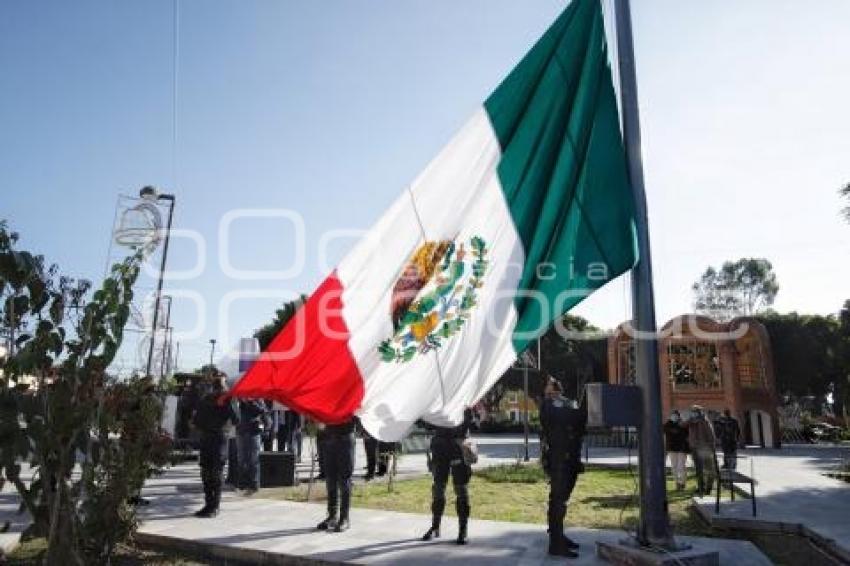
left=0, top=220, right=171, bottom=564
left=758, top=311, right=843, bottom=416
left=840, top=182, right=850, bottom=224
left=254, top=295, right=307, bottom=350
left=835, top=299, right=850, bottom=422
left=692, top=258, right=779, bottom=321
left=480, top=314, right=607, bottom=418
left=538, top=314, right=607, bottom=402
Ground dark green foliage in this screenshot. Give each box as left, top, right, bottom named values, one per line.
left=253, top=296, right=307, bottom=351
left=0, top=220, right=171, bottom=565
left=759, top=305, right=850, bottom=420
left=480, top=314, right=607, bottom=417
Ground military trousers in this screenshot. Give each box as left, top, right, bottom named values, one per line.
left=429, top=436, right=471, bottom=527
left=547, top=456, right=580, bottom=538
left=323, top=431, right=355, bottom=520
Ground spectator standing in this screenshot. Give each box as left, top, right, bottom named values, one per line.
left=283, top=408, right=303, bottom=461
left=236, top=399, right=269, bottom=494
left=663, top=410, right=689, bottom=490
left=716, top=409, right=741, bottom=469
left=687, top=405, right=717, bottom=496
left=262, top=401, right=278, bottom=452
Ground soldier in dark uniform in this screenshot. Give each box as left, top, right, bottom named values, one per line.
left=175, top=378, right=199, bottom=445
left=540, top=377, right=586, bottom=558
left=362, top=424, right=396, bottom=481
left=316, top=418, right=355, bottom=532
left=192, top=377, right=239, bottom=518
left=421, top=408, right=474, bottom=545
left=363, top=429, right=379, bottom=481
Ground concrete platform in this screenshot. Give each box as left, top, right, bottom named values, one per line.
left=138, top=464, right=771, bottom=565
left=694, top=444, right=850, bottom=564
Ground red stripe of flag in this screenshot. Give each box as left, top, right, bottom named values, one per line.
left=230, top=272, right=364, bottom=423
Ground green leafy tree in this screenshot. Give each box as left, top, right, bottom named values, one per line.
left=538, top=314, right=607, bottom=402
left=481, top=315, right=607, bottom=417
left=692, top=258, right=779, bottom=321
left=254, top=295, right=307, bottom=350
left=836, top=299, right=850, bottom=422
left=0, top=220, right=170, bottom=564
left=758, top=311, right=843, bottom=416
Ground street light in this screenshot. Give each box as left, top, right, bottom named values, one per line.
left=517, top=338, right=541, bottom=462
left=115, top=186, right=176, bottom=378
left=157, top=296, right=173, bottom=380
left=209, top=339, right=217, bottom=368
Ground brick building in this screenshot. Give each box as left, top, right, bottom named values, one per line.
left=608, top=315, right=780, bottom=448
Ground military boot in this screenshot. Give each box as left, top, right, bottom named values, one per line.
left=316, top=514, right=337, bottom=530
left=456, top=518, right=468, bottom=545
left=334, top=515, right=350, bottom=533
left=548, top=517, right=577, bottom=557
left=421, top=514, right=441, bottom=541
left=456, top=484, right=470, bottom=545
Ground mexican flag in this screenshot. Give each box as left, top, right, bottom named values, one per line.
left=232, top=0, right=638, bottom=441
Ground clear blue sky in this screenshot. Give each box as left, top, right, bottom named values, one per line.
left=3, top=0, right=849, bottom=372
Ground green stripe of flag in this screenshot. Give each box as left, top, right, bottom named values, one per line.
left=484, top=0, right=639, bottom=353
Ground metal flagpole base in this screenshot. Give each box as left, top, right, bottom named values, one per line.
left=597, top=538, right=719, bottom=566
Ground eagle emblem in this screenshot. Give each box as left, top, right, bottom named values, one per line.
left=378, top=235, right=489, bottom=363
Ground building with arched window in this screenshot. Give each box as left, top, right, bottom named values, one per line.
left=608, top=315, right=780, bottom=448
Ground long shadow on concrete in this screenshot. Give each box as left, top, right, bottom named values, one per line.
left=698, top=481, right=850, bottom=563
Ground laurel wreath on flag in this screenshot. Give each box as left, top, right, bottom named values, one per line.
left=378, top=235, right=489, bottom=363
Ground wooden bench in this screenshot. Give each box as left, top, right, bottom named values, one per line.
left=713, top=453, right=757, bottom=517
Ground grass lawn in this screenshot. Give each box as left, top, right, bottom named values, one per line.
left=260, top=463, right=710, bottom=536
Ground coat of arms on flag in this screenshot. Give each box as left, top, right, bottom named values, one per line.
left=379, top=236, right=489, bottom=363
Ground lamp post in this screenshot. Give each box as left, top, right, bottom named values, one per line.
left=209, top=339, right=217, bottom=368
left=140, top=186, right=176, bottom=379
left=523, top=362, right=529, bottom=461
left=522, top=338, right=541, bottom=462
left=157, top=295, right=173, bottom=380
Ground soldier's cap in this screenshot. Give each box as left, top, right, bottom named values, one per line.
left=547, top=376, right=563, bottom=392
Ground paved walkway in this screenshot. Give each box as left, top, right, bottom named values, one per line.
left=137, top=463, right=770, bottom=565
left=694, top=444, right=850, bottom=562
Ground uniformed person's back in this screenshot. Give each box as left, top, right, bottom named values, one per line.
left=194, top=390, right=238, bottom=435
left=540, top=378, right=586, bottom=558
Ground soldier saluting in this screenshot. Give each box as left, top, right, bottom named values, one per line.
left=540, top=376, right=586, bottom=558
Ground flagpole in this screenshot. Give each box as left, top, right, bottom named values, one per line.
left=614, top=0, right=673, bottom=547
